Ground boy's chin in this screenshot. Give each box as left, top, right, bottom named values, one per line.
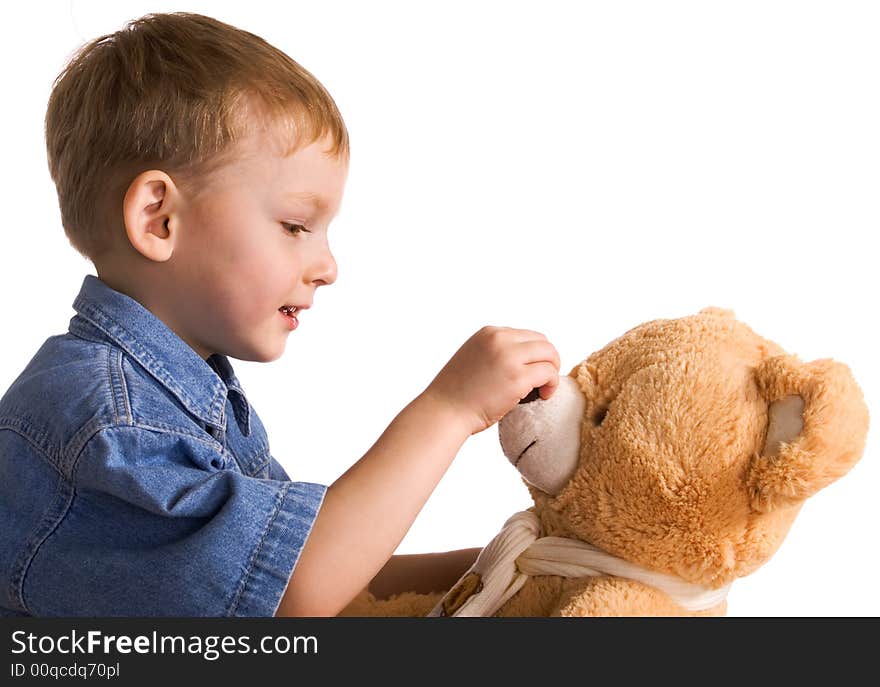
left=220, top=339, right=286, bottom=364
left=251, top=341, right=287, bottom=364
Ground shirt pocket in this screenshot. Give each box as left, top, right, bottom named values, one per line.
left=224, top=442, right=272, bottom=478
left=246, top=448, right=273, bottom=479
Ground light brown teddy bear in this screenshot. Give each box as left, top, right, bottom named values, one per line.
left=340, top=308, right=869, bottom=617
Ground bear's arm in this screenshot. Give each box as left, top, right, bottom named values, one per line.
left=337, top=588, right=444, bottom=617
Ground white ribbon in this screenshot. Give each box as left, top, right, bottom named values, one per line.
left=428, top=511, right=731, bottom=617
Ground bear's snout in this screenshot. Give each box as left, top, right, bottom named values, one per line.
left=498, top=375, right=585, bottom=495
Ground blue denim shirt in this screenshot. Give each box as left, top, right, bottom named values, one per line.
left=0, top=275, right=326, bottom=616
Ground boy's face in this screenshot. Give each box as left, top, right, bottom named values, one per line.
left=163, top=128, right=347, bottom=362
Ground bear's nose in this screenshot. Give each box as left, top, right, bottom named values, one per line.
left=518, top=387, right=542, bottom=404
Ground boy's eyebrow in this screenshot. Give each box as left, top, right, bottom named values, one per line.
left=285, top=191, right=330, bottom=212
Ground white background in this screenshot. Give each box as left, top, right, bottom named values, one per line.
left=1, top=1, right=877, bottom=616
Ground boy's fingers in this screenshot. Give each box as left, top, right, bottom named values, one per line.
left=523, top=362, right=560, bottom=401
left=515, top=328, right=549, bottom=342
left=516, top=340, right=561, bottom=370
left=492, top=327, right=549, bottom=344
left=538, top=376, right=559, bottom=400
left=538, top=364, right=560, bottom=400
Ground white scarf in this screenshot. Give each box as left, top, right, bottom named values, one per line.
left=427, top=511, right=731, bottom=617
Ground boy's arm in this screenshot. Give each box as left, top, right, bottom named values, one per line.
left=275, top=326, right=560, bottom=617
left=275, top=392, right=472, bottom=617
left=367, top=547, right=483, bottom=599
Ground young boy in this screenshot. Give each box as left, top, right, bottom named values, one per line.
left=0, top=12, right=559, bottom=617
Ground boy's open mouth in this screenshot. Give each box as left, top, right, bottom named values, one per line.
left=279, top=306, right=300, bottom=331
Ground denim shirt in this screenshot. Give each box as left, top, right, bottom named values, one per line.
left=0, top=275, right=326, bottom=616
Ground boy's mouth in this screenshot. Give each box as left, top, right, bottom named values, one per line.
left=279, top=302, right=311, bottom=315
left=279, top=305, right=301, bottom=331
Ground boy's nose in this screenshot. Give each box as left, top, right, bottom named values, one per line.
left=308, top=243, right=337, bottom=286
left=317, top=253, right=338, bottom=286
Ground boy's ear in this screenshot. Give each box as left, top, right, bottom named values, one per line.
left=122, top=170, right=178, bottom=262
left=747, top=355, right=869, bottom=513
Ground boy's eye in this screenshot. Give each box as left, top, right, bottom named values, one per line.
left=282, top=222, right=310, bottom=235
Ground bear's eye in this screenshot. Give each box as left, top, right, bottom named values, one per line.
left=592, top=405, right=609, bottom=426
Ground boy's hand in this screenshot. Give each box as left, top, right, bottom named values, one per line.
left=422, top=326, right=561, bottom=436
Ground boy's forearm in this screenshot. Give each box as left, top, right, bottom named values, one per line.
left=276, top=392, right=472, bottom=617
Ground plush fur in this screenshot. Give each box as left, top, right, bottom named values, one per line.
left=340, top=308, right=869, bottom=616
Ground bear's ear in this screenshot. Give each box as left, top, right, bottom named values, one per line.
left=746, top=355, right=869, bottom=513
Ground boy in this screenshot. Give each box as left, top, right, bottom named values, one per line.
left=0, top=12, right=559, bottom=617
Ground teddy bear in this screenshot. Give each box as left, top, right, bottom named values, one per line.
left=340, top=308, right=869, bottom=617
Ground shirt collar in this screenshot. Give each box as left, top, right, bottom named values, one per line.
left=68, top=274, right=252, bottom=436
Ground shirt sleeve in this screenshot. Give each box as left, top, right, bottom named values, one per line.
left=21, top=426, right=326, bottom=617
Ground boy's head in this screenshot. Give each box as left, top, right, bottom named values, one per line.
left=45, top=12, right=349, bottom=363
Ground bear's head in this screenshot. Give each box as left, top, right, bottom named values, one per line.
left=498, top=308, right=869, bottom=589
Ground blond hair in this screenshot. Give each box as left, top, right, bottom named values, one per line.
left=45, top=12, right=350, bottom=261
